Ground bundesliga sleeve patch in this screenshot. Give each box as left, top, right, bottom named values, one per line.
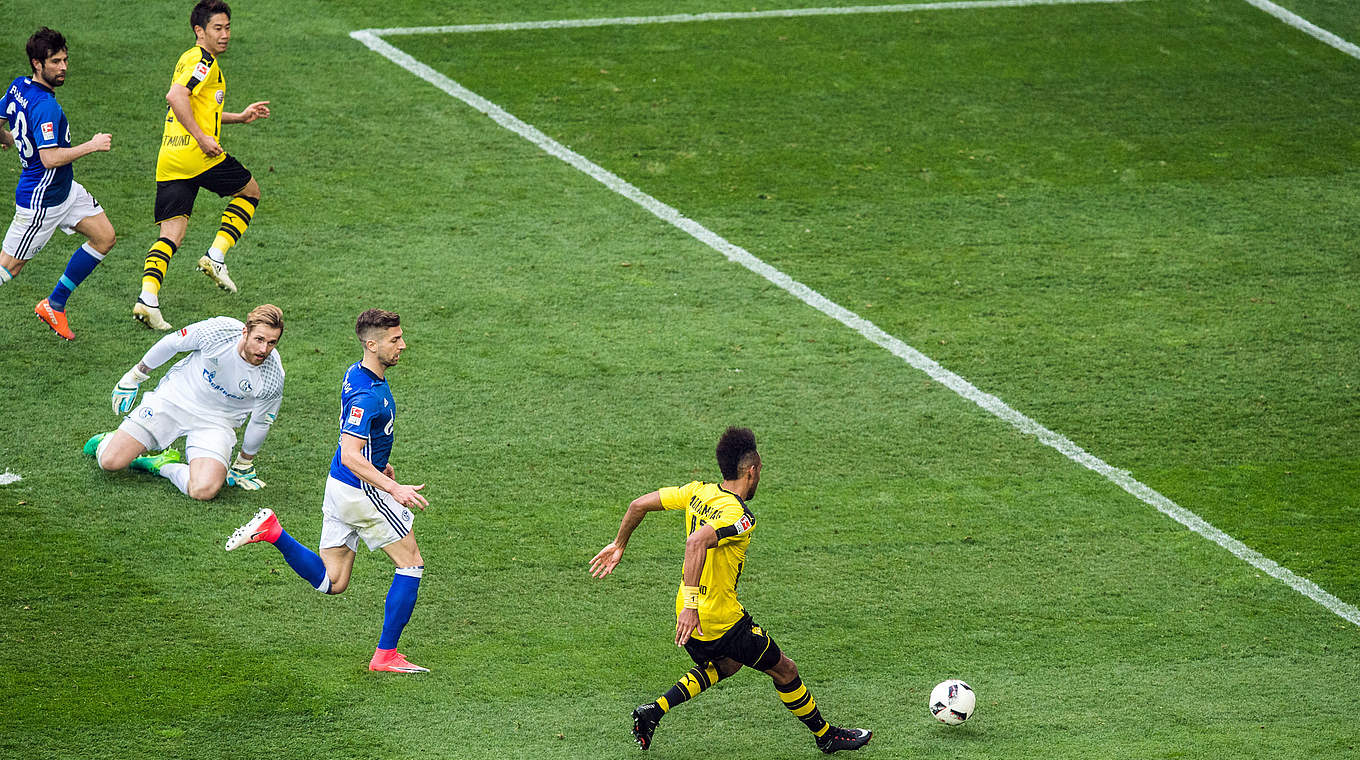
left=41, top=122, right=54, bottom=141
left=734, top=513, right=754, bottom=535
left=346, top=406, right=364, bottom=427
left=194, top=61, right=211, bottom=80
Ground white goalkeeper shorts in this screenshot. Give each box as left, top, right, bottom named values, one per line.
left=119, top=391, right=236, bottom=467
left=320, top=476, right=414, bottom=553
left=3, top=181, right=102, bottom=261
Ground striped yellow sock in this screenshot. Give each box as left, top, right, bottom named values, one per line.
left=656, top=663, right=722, bottom=713
left=210, top=195, right=258, bottom=256
left=141, top=237, right=177, bottom=297
left=776, top=676, right=829, bottom=737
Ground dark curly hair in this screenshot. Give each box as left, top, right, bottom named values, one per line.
left=716, top=426, right=758, bottom=480
left=27, top=28, right=66, bottom=73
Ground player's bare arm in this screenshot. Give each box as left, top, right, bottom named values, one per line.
left=37, top=133, right=112, bottom=169
left=676, top=523, right=718, bottom=646
left=223, top=101, right=269, bottom=124
left=338, top=432, right=427, bottom=509
left=166, top=83, right=220, bottom=156
left=590, top=491, right=664, bottom=578
left=0, top=124, right=12, bottom=150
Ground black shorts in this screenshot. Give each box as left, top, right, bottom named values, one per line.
left=683, top=612, right=783, bottom=672
left=154, top=154, right=253, bottom=223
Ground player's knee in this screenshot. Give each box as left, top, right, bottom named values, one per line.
left=187, top=480, right=222, bottom=500
left=767, top=654, right=799, bottom=684
left=91, top=233, right=115, bottom=256
left=327, top=577, right=349, bottom=595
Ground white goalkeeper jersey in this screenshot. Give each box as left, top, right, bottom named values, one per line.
left=146, top=317, right=285, bottom=428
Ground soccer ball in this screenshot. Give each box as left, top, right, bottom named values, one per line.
left=929, top=679, right=976, bottom=725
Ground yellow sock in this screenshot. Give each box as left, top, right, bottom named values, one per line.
left=210, top=196, right=258, bottom=256
left=776, top=676, right=828, bottom=736
left=141, top=237, right=177, bottom=297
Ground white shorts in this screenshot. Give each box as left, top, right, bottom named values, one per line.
left=320, top=476, right=414, bottom=553
left=3, top=181, right=102, bottom=261
left=118, top=391, right=236, bottom=467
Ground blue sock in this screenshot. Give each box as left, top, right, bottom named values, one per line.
left=47, top=242, right=104, bottom=312
left=377, top=567, right=423, bottom=650
left=272, top=529, right=330, bottom=592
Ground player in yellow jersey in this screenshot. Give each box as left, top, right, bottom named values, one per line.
left=133, top=0, right=270, bottom=331
left=591, top=427, right=872, bottom=754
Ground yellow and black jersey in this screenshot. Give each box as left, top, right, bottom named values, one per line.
left=156, top=46, right=226, bottom=181
left=659, top=480, right=756, bottom=641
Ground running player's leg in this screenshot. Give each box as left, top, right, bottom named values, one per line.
left=197, top=159, right=257, bottom=292
left=632, top=655, right=739, bottom=749
left=137, top=180, right=193, bottom=329
left=207, top=175, right=259, bottom=265
left=371, top=531, right=426, bottom=672
left=42, top=204, right=115, bottom=335
left=226, top=508, right=344, bottom=595
left=0, top=202, right=49, bottom=282
left=0, top=251, right=27, bottom=280
left=764, top=651, right=872, bottom=753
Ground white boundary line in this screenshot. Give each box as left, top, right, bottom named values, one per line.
left=364, top=0, right=1146, bottom=35
left=1243, top=0, right=1360, bottom=60
left=350, top=1, right=1360, bottom=627
left=0, top=471, right=21, bottom=486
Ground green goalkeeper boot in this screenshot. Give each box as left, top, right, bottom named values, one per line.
left=129, top=448, right=184, bottom=476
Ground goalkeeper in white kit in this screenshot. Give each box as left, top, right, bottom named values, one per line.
left=84, top=304, right=285, bottom=500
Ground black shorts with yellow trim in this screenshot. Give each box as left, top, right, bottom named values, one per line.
left=683, top=612, right=783, bottom=672
left=154, top=154, right=253, bottom=223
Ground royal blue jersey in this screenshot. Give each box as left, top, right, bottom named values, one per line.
left=328, top=362, right=396, bottom=488
left=1, top=77, right=73, bottom=208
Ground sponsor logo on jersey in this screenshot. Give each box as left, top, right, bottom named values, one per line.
left=347, top=406, right=364, bottom=426
left=41, top=121, right=54, bottom=141
left=202, top=368, right=246, bottom=400
left=215, top=90, right=224, bottom=104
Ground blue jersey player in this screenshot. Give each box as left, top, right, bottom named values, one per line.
left=227, top=309, right=432, bottom=673
left=0, top=28, right=117, bottom=340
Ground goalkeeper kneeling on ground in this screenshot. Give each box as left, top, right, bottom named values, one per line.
left=83, top=304, right=286, bottom=500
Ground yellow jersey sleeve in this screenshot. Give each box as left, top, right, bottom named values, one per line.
left=659, top=483, right=696, bottom=511
left=172, top=46, right=214, bottom=92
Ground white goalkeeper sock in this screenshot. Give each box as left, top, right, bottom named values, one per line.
left=160, top=462, right=190, bottom=495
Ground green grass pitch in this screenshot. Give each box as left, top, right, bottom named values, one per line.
left=1, top=1, right=1357, bottom=758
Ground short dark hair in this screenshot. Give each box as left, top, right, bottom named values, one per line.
left=716, top=426, right=758, bottom=480
left=191, top=0, right=231, bottom=32
left=356, top=309, right=400, bottom=343
left=27, top=28, right=66, bottom=72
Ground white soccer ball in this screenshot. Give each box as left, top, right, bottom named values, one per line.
left=929, top=679, right=976, bottom=725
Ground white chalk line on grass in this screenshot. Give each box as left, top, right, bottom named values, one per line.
left=0, top=471, right=21, bottom=486
left=1244, top=0, right=1360, bottom=60
left=349, top=0, right=1360, bottom=627
left=362, top=0, right=1147, bottom=35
